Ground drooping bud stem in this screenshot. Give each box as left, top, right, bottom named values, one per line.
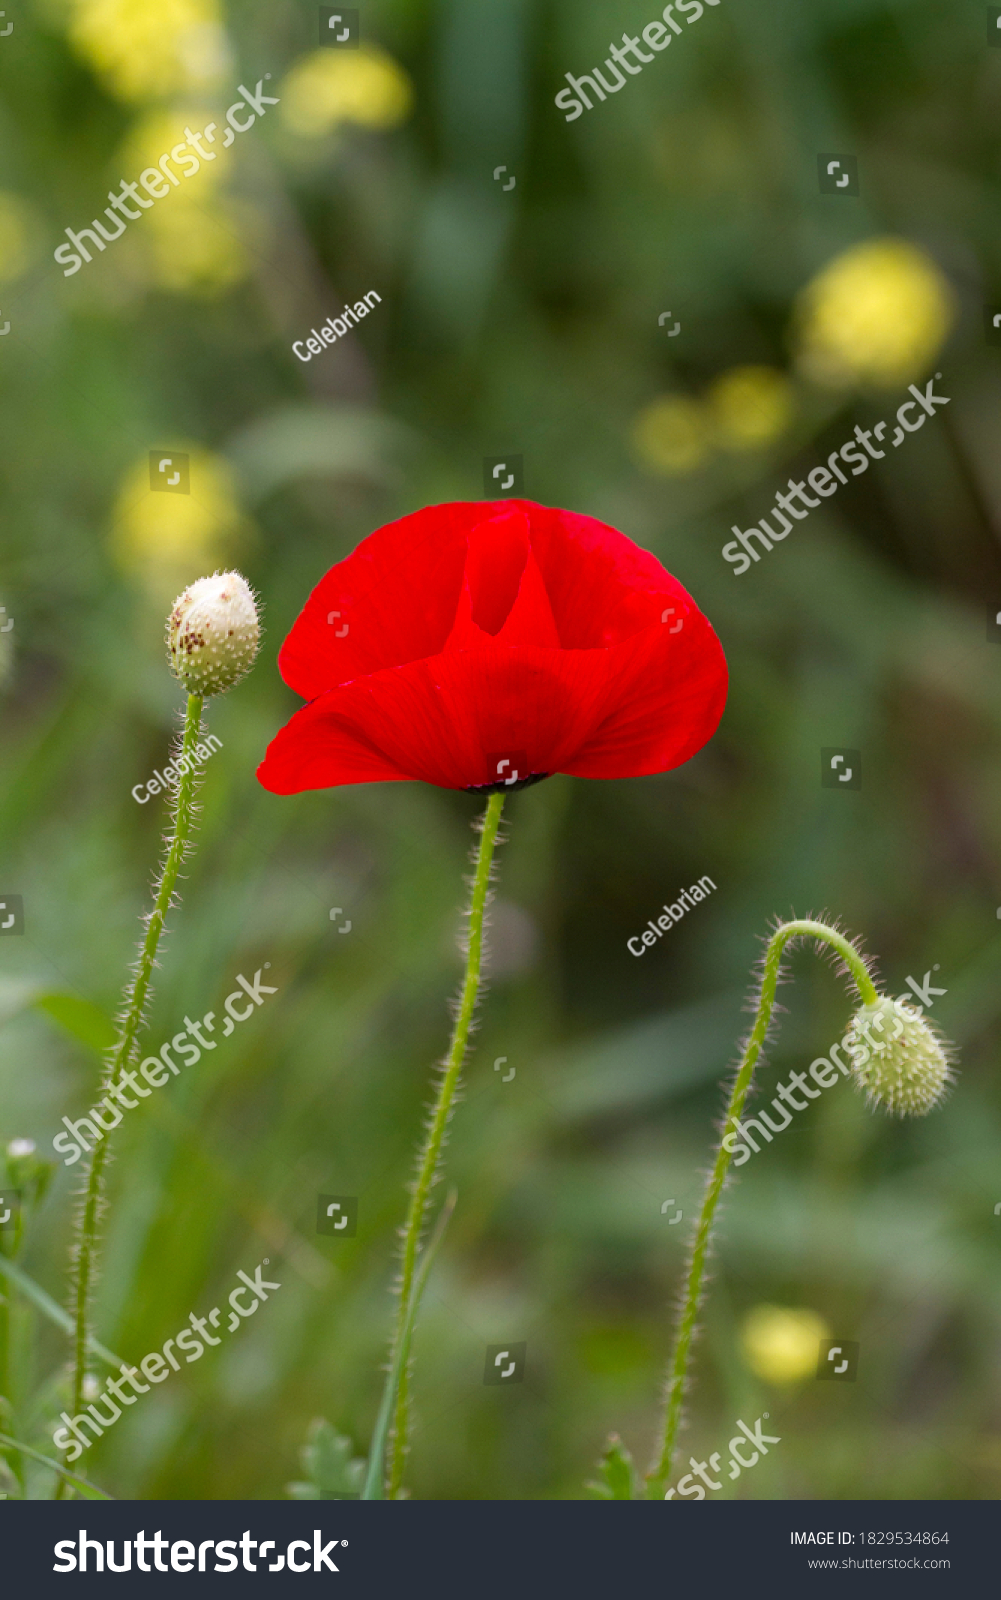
left=644, top=918, right=955, bottom=1501
left=167, top=570, right=260, bottom=698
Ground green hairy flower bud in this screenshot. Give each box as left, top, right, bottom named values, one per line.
left=167, top=570, right=260, bottom=697
left=843, top=995, right=954, bottom=1117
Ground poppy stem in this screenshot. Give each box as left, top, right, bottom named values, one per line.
left=645, top=918, right=877, bottom=1500
left=57, top=693, right=204, bottom=1500
left=385, top=790, right=506, bottom=1498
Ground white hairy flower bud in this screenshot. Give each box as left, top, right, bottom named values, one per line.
left=843, top=995, right=954, bottom=1117
left=167, top=571, right=260, bottom=697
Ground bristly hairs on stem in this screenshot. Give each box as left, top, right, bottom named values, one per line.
left=643, top=916, right=880, bottom=1501
left=383, top=792, right=506, bottom=1500
left=58, top=695, right=205, bottom=1498
left=57, top=571, right=260, bottom=1499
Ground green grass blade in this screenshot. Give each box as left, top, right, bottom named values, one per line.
left=361, top=1188, right=456, bottom=1501
left=0, top=1431, right=113, bottom=1499
left=0, top=1256, right=123, bottom=1368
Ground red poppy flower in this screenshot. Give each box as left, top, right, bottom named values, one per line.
left=257, top=500, right=727, bottom=794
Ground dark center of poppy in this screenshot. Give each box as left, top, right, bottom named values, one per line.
left=465, top=771, right=550, bottom=795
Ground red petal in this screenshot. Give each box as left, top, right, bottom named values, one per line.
left=464, top=506, right=530, bottom=635
left=276, top=500, right=656, bottom=698
left=523, top=503, right=690, bottom=648
left=447, top=508, right=560, bottom=651
left=257, top=697, right=413, bottom=792
left=258, top=610, right=725, bottom=793
left=258, top=644, right=596, bottom=791
left=276, top=502, right=478, bottom=700
left=564, top=610, right=728, bottom=778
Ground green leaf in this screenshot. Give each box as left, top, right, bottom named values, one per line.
left=361, top=1188, right=457, bottom=1500
left=286, top=1419, right=366, bottom=1500
left=586, top=1434, right=638, bottom=1500
left=33, top=992, right=116, bottom=1054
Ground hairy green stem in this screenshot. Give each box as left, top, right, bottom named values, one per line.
left=646, top=919, right=877, bottom=1499
left=1, top=1201, right=27, bottom=1496
left=385, top=791, right=505, bottom=1498
left=0, top=1275, right=13, bottom=1493
left=362, top=1189, right=457, bottom=1500
left=59, top=693, right=204, bottom=1496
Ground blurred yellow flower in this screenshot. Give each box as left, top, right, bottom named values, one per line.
left=0, top=192, right=41, bottom=283
left=631, top=395, right=712, bottom=476
left=794, top=238, right=955, bottom=390
left=111, top=448, right=250, bottom=593
left=119, top=110, right=231, bottom=193
left=279, top=46, right=413, bottom=138
left=111, top=112, right=249, bottom=295
left=707, top=365, right=794, bottom=451
left=145, top=199, right=250, bottom=295
left=68, top=0, right=230, bottom=103
left=741, top=1304, right=830, bottom=1385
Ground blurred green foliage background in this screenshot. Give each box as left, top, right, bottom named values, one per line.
left=1, top=0, right=1000, bottom=1501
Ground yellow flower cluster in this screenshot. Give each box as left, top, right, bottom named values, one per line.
left=68, top=0, right=230, bottom=103
left=113, top=110, right=250, bottom=295
left=63, top=19, right=412, bottom=298
left=633, top=239, right=955, bottom=475
left=632, top=366, right=794, bottom=477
